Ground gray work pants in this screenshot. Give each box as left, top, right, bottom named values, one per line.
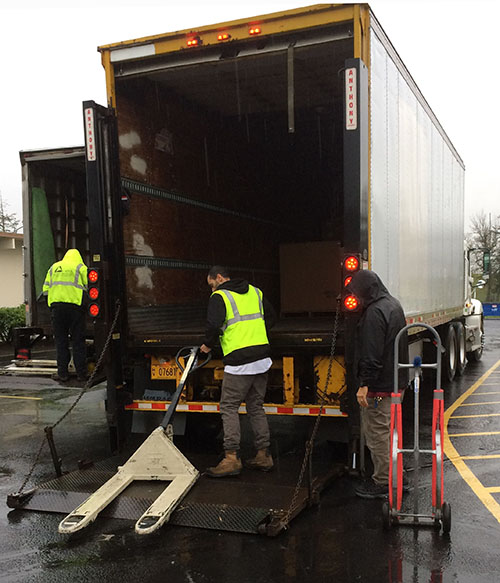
left=362, top=395, right=392, bottom=485
left=362, top=390, right=405, bottom=485
left=220, top=372, right=270, bottom=452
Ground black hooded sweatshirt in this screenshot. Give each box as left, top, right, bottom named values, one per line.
left=203, top=278, right=277, bottom=366
left=347, top=270, right=408, bottom=393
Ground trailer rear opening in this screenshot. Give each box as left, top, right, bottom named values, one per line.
left=113, top=27, right=353, bottom=347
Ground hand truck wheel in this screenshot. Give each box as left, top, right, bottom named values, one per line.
left=382, top=501, right=392, bottom=530
left=441, top=502, right=451, bottom=533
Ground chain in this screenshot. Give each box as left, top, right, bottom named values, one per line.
left=279, top=300, right=341, bottom=530
left=15, top=301, right=122, bottom=496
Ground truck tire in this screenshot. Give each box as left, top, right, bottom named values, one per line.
left=443, top=325, right=457, bottom=383
left=453, top=322, right=467, bottom=376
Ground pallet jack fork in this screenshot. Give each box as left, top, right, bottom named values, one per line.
left=59, top=347, right=209, bottom=535
left=383, top=323, right=451, bottom=533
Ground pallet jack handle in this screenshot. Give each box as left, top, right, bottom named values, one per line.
left=160, top=346, right=211, bottom=430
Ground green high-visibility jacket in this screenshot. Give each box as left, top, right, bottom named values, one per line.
left=212, top=285, right=269, bottom=356
left=43, top=249, right=88, bottom=307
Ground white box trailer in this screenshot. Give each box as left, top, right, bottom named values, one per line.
left=17, top=5, right=484, bottom=453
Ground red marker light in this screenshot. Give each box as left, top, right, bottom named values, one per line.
left=89, top=304, right=100, bottom=317
left=344, top=275, right=353, bottom=287
left=217, top=32, right=231, bottom=41
left=249, top=26, right=261, bottom=35
left=89, top=287, right=99, bottom=300
left=343, top=295, right=359, bottom=311
left=88, top=269, right=99, bottom=283
left=187, top=37, right=200, bottom=47
left=344, top=256, right=360, bottom=272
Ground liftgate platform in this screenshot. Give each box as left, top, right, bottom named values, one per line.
left=8, top=450, right=343, bottom=536
left=7, top=347, right=343, bottom=535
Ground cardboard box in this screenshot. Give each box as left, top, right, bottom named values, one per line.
left=280, top=241, right=342, bottom=313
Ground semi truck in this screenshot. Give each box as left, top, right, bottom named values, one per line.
left=18, top=4, right=484, bottom=453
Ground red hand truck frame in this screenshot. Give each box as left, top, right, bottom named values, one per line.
left=383, top=322, right=451, bottom=533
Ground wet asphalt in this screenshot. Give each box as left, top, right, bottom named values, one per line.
left=0, top=324, right=500, bottom=582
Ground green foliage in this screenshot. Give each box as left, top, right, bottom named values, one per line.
left=0, top=305, right=26, bottom=342
left=0, top=193, right=21, bottom=233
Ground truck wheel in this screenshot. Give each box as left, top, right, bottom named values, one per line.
left=443, top=325, right=457, bottom=383
left=453, top=322, right=467, bottom=376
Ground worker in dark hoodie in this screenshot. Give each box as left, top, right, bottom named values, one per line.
left=346, top=269, right=409, bottom=499
left=200, top=266, right=277, bottom=477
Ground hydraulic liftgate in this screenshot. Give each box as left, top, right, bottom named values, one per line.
left=8, top=346, right=344, bottom=535
left=14, top=456, right=343, bottom=536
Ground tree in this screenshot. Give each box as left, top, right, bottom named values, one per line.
left=466, top=211, right=500, bottom=302
left=0, top=192, right=21, bottom=233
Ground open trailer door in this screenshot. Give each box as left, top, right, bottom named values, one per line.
left=83, top=100, right=129, bottom=451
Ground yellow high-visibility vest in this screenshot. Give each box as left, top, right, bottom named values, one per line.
left=213, top=285, right=269, bottom=356
left=43, top=249, right=88, bottom=307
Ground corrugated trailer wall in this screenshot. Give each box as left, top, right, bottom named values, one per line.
left=369, top=21, right=465, bottom=319
left=115, top=77, right=282, bottom=338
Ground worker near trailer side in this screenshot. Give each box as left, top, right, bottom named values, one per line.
left=200, top=265, right=277, bottom=477
left=347, top=270, right=409, bottom=499
left=42, top=249, right=88, bottom=383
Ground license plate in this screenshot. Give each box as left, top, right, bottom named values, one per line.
left=150, top=356, right=178, bottom=380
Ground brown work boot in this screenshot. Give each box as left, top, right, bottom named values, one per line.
left=206, top=451, right=242, bottom=478
left=245, top=449, right=274, bottom=472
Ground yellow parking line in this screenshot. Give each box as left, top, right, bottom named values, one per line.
left=444, top=357, right=500, bottom=524
left=451, top=413, right=500, bottom=418
left=461, top=455, right=500, bottom=460
left=486, top=487, right=500, bottom=493
left=0, top=395, right=42, bottom=401
left=448, top=431, right=500, bottom=437
left=458, top=401, right=500, bottom=406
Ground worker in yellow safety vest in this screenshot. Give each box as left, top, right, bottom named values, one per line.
left=200, top=265, right=277, bottom=477
left=43, top=249, right=88, bottom=383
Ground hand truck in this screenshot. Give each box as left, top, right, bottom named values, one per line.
left=59, top=346, right=210, bottom=535
left=382, top=323, right=451, bottom=533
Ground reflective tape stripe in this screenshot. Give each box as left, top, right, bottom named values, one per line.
left=125, top=401, right=347, bottom=416
left=220, top=286, right=264, bottom=331
left=44, top=281, right=86, bottom=290
left=45, top=263, right=86, bottom=290
left=74, top=263, right=86, bottom=288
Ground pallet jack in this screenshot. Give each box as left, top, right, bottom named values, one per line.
left=58, top=346, right=210, bottom=535
left=383, top=323, right=451, bottom=533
